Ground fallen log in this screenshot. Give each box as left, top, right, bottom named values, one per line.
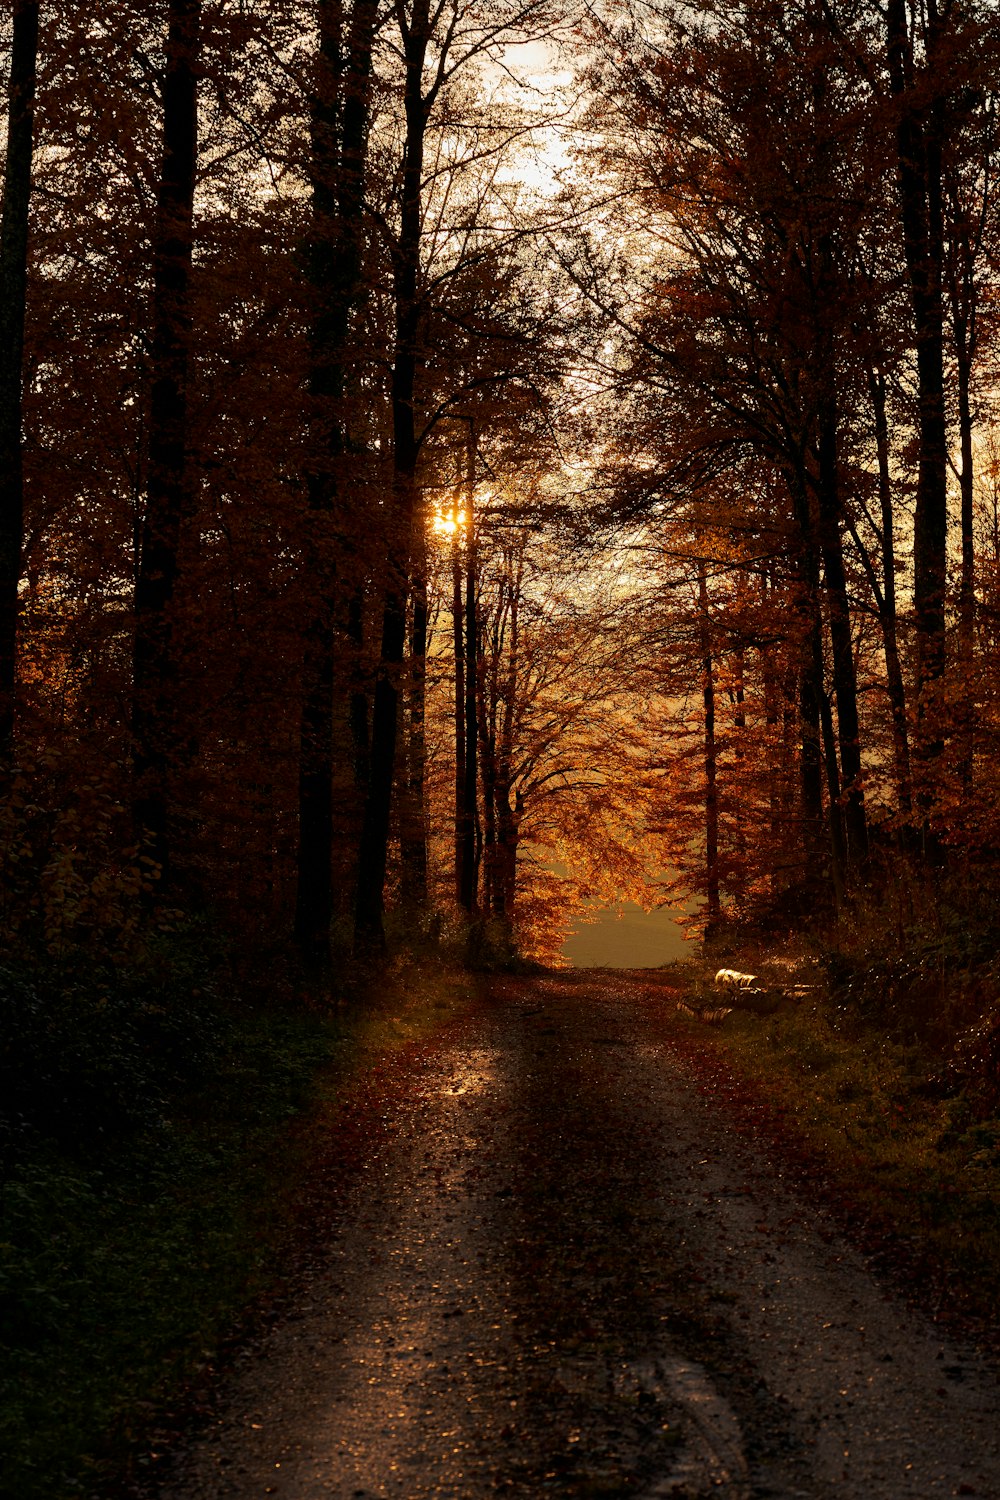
left=715, top=968, right=758, bottom=989
left=677, top=1000, right=733, bottom=1025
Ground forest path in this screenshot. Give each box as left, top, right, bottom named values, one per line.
left=158, top=972, right=1000, bottom=1500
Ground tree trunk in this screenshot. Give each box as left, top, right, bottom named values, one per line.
left=492, top=570, right=518, bottom=923
left=869, top=365, right=912, bottom=817
left=955, top=328, right=975, bottom=793
left=399, top=553, right=428, bottom=905
left=132, top=0, right=200, bottom=884
left=951, top=188, right=978, bottom=793
left=294, top=0, right=377, bottom=963
left=354, top=589, right=406, bottom=950
left=728, top=635, right=749, bottom=884
left=801, top=520, right=848, bottom=914
left=347, top=585, right=370, bottom=823
left=781, top=665, right=798, bottom=826
left=817, top=652, right=847, bottom=914
left=760, top=602, right=783, bottom=841
left=698, top=561, right=720, bottom=937
left=494, top=782, right=519, bottom=919
left=956, top=317, right=975, bottom=670
left=0, top=0, right=38, bottom=758
left=477, top=573, right=509, bottom=919
left=479, top=696, right=498, bottom=916
left=789, top=468, right=834, bottom=895
left=458, top=433, right=478, bottom=912
left=798, top=645, right=825, bottom=872
left=452, top=522, right=466, bottom=904
left=354, top=0, right=430, bottom=952
left=886, top=0, right=949, bottom=752
left=816, top=406, right=868, bottom=867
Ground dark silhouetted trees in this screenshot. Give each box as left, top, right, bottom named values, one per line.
left=4, top=0, right=1000, bottom=964
left=0, top=0, right=39, bottom=756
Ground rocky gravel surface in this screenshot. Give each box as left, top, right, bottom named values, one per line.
left=157, top=973, right=1000, bottom=1499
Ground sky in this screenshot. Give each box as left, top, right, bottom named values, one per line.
left=561, top=899, right=691, bottom=967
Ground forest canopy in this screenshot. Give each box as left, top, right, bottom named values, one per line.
left=2, top=0, right=1000, bottom=968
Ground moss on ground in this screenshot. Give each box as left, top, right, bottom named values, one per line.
left=657, top=957, right=1000, bottom=1338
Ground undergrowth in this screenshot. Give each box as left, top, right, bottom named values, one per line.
left=701, top=1001, right=1000, bottom=1327
left=0, top=935, right=475, bottom=1500
left=674, top=884, right=1000, bottom=1335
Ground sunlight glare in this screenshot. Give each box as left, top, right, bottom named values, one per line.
left=431, top=507, right=467, bottom=537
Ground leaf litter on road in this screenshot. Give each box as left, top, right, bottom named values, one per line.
left=156, top=974, right=1000, bottom=1500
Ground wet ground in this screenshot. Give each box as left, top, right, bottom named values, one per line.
left=158, top=973, right=1000, bottom=1499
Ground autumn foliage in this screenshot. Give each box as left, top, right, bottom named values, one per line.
left=1, top=0, right=1000, bottom=973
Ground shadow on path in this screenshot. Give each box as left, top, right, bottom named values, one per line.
left=157, top=973, right=1000, bottom=1500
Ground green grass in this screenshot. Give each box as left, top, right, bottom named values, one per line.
left=0, top=947, right=476, bottom=1500
left=668, top=966, right=1000, bottom=1333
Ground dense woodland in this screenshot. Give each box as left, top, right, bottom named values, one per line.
left=8, top=7, right=1000, bottom=1490
left=2, top=0, right=1000, bottom=969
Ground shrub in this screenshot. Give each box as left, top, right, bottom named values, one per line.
left=0, top=939, right=229, bottom=1154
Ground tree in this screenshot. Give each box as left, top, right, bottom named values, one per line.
left=573, top=0, right=890, bottom=900
left=420, top=478, right=670, bottom=955
left=0, top=0, right=40, bottom=756
left=883, top=0, right=949, bottom=755
left=294, top=0, right=379, bottom=964
left=352, top=0, right=562, bottom=951
left=131, top=0, right=202, bottom=885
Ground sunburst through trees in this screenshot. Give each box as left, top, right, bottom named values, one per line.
left=2, top=0, right=1000, bottom=966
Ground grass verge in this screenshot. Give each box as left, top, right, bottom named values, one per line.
left=0, top=945, right=476, bottom=1500
left=654, top=958, right=1000, bottom=1342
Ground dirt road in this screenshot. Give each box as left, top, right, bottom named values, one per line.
left=158, top=973, right=1000, bottom=1499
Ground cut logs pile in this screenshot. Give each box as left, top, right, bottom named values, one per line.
left=676, top=968, right=815, bottom=1025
